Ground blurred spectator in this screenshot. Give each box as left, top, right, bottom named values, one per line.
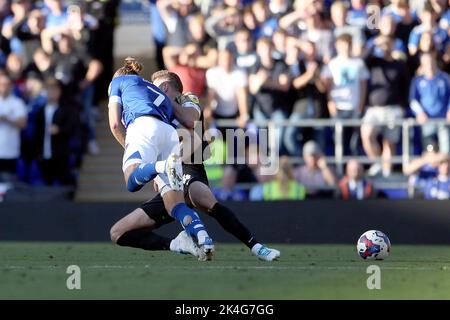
left=410, top=51, right=450, bottom=154
left=281, top=3, right=333, bottom=63
left=272, top=28, right=287, bottom=61
left=428, top=0, right=447, bottom=18
left=205, top=47, right=249, bottom=129
left=52, top=33, right=102, bottom=155
left=170, top=44, right=206, bottom=97
left=403, top=142, right=447, bottom=198
left=25, top=48, right=54, bottom=80
left=389, top=0, right=418, bottom=50
left=232, top=27, right=258, bottom=73
left=242, top=4, right=258, bottom=36
left=148, top=0, right=167, bottom=70
left=254, top=156, right=305, bottom=201
left=206, top=5, right=243, bottom=50
left=408, top=3, right=447, bottom=56
left=249, top=37, right=289, bottom=151
left=35, top=77, right=76, bottom=186
left=20, top=71, right=46, bottom=182
left=0, top=0, right=117, bottom=190
left=0, top=33, right=10, bottom=69
left=141, top=0, right=450, bottom=201
left=213, top=165, right=247, bottom=201
left=187, top=13, right=217, bottom=69
left=331, top=1, right=365, bottom=57
left=366, top=14, right=407, bottom=60
left=439, top=0, right=450, bottom=32
left=0, top=72, right=27, bottom=182
left=294, top=140, right=336, bottom=196
left=43, top=0, right=68, bottom=29
left=361, top=35, right=409, bottom=177
left=382, top=0, right=417, bottom=24
left=285, top=37, right=325, bottom=156
left=339, top=159, right=374, bottom=200
left=6, top=52, right=25, bottom=86
left=322, top=33, right=369, bottom=155
left=346, top=0, right=368, bottom=29
left=1, top=0, right=43, bottom=65
left=251, top=0, right=279, bottom=39
left=158, top=0, right=197, bottom=68
left=423, top=155, right=450, bottom=199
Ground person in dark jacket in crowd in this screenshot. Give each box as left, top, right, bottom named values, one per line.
left=35, top=77, right=76, bottom=186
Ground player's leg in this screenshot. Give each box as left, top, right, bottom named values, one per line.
left=110, top=208, right=170, bottom=250
left=188, top=180, right=280, bottom=261
left=159, top=186, right=214, bottom=258
left=123, top=154, right=167, bottom=193
left=110, top=197, right=203, bottom=257
left=121, top=117, right=171, bottom=193
left=157, top=124, right=214, bottom=258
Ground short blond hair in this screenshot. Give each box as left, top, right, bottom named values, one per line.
left=151, top=70, right=183, bottom=93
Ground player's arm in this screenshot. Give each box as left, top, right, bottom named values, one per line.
left=108, top=102, right=126, bottom=148
left=108, top=79, right=126, bottom=148
left=172, top=93, right=202, bottom=129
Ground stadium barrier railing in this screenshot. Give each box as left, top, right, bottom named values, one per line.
left=214, top=118, right=450, bottom=176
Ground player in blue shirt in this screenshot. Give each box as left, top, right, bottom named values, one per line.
left=108, top=58, right=214, bottom=259
left=409, top=52, right=450, bottom=154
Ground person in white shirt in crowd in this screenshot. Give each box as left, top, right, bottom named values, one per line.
left=205, top=47, right=249, bottom=130
left=0, top=72, right=27, bottom=182
left=321, top=33, right=369, bottom=155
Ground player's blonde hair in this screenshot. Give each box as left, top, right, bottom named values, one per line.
left=151, top=70, right=184, bottom=93
left=113, top=57, right=143, bottom=78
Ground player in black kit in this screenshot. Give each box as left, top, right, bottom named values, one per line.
left=110, top=70, right=280, bottom=261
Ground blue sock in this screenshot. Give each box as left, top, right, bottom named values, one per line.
left=127, top=163, right=158, bottom=192
left=171, top=203, right=207, bottom=241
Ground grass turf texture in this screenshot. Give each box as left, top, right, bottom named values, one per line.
left=0, top=243, right=449, bottom=299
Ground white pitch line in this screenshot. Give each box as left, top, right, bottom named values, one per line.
left=0, top=265, right=448, bottom=271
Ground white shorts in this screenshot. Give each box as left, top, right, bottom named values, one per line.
left=122, top=116, right=181, bottom=196
left=362, top=106, right=404, bottom=142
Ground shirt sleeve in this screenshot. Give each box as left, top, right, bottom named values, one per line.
left=108, top=77, right=122, bottom=106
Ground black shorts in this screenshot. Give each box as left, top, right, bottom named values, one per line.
left=140, top=164, right=209, bottom=228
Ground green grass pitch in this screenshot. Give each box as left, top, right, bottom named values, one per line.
left=1, top=242, right=449, bottom=299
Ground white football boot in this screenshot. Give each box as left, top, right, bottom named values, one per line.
left=251, top=244, right=281, bottom=261
left=170, top=230, right=206, bottom=260
left=197, top=235, right=215, bottom=261
left=166, top=153, right=183, bottom=191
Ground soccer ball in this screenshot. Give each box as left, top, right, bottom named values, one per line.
left=357, top=230, right=391, bottom=260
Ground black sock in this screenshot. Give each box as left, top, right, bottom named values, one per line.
left=208, top=202, right=258, bottom=249
left=116, top=228, right=171, bottom=250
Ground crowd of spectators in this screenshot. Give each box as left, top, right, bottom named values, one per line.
left=0, top=0, right=118, bottom=189
left=151, top=0, right=450, bottom=200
